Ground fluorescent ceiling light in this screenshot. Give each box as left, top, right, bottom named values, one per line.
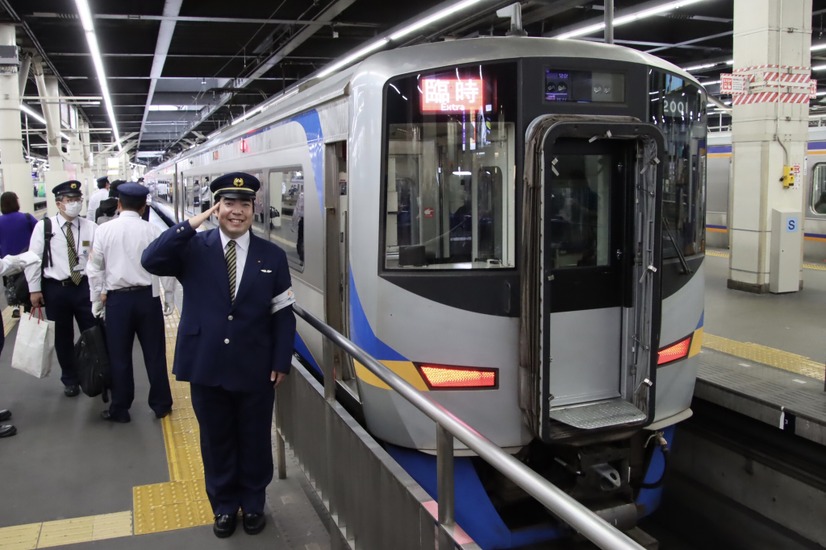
left=135, top=151, right=165, bottom=157
left=390, top=0, right=483, bottom=42
left=555, top=0, right=705, bottom=40
left=316, top=38, right=389, bottom=79
left=684, top=62, right=718, bottom=72
left=74, top=0, right=122, bottom=151
left=813, top=64, right=826, bottom=72
left=148, top=105, right=203, bottom=112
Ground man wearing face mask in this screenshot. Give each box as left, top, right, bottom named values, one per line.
left=24, top=180, right=98, bottom=397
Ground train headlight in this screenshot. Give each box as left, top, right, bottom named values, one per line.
left=657, top=336, right=693, bottom=366
left=417, top=364, right=498, bottom=390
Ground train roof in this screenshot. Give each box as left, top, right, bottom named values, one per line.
left=152, top=36, right=701, bottom=173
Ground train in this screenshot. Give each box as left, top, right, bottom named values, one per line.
left=707, top=128, right=826, bottom=260
left=145, top=36, right=707, bottom=548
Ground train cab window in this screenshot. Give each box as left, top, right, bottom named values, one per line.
left=811, top=164, right=826, bottom=215
left=383, top=63, right=517, bottom=270
left=649, top=71, right=707, bottom=259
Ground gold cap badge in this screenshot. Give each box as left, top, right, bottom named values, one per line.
left=233, top=177, right=244, bottom=187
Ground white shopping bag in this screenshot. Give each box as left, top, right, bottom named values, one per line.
left=11, top=307, right=56, bottom=379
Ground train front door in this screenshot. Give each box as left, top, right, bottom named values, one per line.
left=523, top=117, right=663, bottom=441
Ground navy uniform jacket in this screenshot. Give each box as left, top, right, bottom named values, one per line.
left=141, top=221, right=295, bottom=392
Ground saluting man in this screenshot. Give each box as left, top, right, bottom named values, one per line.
left=24, top=181, right=97, bottom=397
left=85, top=182, right=173, bottom=423
left=141, top=172, right=296, bottom=538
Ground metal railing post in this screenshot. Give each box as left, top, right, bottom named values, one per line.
left=437, top=423, right=455, bottom=548
left=274, top=395, right=287, bottom=479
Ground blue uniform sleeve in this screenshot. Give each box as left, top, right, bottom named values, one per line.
left=271, top=249, right=296, bottom=374
left=141, top=220, right=195, bottom=278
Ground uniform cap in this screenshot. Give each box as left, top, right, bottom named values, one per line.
left=117, top=182, right=149, bottom=198
left=210, top=172, right=260, bottom=200
left=96, top=176, right=110, bottom=186
left=52, top=180, right=83, bottom=197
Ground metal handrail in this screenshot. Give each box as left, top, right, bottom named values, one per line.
left=292, top=303, right=644, bottom=550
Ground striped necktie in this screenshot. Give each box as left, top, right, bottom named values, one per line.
left=65, top=223, right=82, bottom=285
left=225, top=240, right=236, bottom=304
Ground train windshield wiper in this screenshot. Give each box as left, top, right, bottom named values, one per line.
left=662, top=218, right=692, bottom=274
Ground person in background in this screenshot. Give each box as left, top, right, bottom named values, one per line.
left=95, top=180, right=124, bottom=224
left=0, top=192, right=38, bottom=317
left=0, top=251, right=40, bottom=438
left=142, top=172, right=295, bottom=539
left=24, top=181, right=97, bottom=398
left=815, top=191, right=826, bottom=214
left=292, top=189, right=304, bottom=263
left=86, top=182, right=174, bottom=423
left=87, top=176, right=110, bottom=222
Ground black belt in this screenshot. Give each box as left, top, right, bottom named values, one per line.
left=108, top=285, right=151, bottom=295
left=45, top=276, right=87, bottom=287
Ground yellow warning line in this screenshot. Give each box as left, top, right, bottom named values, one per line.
left=703, top=333, right=825, bottom=381
left=0, top=304, right=211, bottom=549
left=706, top=248, right=826, bottom=271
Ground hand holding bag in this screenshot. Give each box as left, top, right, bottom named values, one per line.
left=11, top=307, right=55, bottom=378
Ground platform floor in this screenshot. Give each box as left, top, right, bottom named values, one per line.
left=0, top=306, right=332, bottom=549
left=0, top=249, right=823, bottom=549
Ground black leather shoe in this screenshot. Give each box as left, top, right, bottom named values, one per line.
left=64, top=385, right=80, bottom=397
left=154, top=409, right=171, bottom=419
left=0, top=424, right=16, bottom=438
left=213, top=513, right=237, bottom=538
left=242, top=512, right=266, bottom=535
left=100, top=410, right=131, bottom=423
left=0, top=409, right=10, bottom=422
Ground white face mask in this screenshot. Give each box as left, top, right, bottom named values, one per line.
left=63, top=201, right=83, bottom=218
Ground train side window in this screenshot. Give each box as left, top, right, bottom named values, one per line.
left=265, top=168, right=304, bottom=267
left=811, top=164, right=826, bottom=214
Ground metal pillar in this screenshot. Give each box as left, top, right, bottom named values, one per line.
left=0, top=25, right=34, bottom=214
left=728, top=0, right=811, bottom=294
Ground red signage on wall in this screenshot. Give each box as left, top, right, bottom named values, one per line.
left=421, top=78, right=484, bottom=113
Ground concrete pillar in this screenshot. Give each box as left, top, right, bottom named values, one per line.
left=33, top=72, right=70, bottom=216
left=0, top=25, right=34, bottom=215
left=728, top=0, right=811, bottom=293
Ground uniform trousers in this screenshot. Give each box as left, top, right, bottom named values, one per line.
left=105, top=287, right=171, bottom=419
left=42, top=277, right=96, bottom=387
left=190, top=383, right=275, bottom=515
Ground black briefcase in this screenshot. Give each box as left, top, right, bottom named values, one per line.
left=74, top=321, right=111, bottom=402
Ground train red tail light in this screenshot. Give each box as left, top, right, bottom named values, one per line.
left=418, top=364, right=497, bottom=389
left=657, top=336, right=692, bottom=366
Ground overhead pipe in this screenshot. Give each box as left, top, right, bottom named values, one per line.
left=605, top=0, right=614, bottom=44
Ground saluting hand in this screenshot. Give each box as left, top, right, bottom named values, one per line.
left=189, top=202, right=220, bottom=230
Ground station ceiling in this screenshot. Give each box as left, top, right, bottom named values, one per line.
left=3, top=0, right=826, bottom=167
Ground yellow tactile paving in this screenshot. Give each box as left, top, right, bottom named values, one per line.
left=37, top=512, right=133, bottom=548
left=703, top=333, right=825, bottom=381
left=2, top=306, right=20, bottom=336
left=706, top=248, right=826, bottom=271
left=0, top=524, right=41, bottom=550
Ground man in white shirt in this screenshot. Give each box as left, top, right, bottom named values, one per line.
left=25, top=180, right=97, bottom=397
left=87, top=176, right=110, bottom=222
left=85, top=182, right=173, bottom=423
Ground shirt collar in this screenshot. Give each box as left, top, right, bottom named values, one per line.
left=120, top=211, right=141, bottom=219
left=56, top=214, right=76, bottom=229
left=219, top=229, right=250, bottom=252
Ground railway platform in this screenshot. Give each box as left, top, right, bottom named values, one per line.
left=0, top=246, right=823, bottom=550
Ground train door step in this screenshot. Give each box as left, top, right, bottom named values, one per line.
left=548, top=398, right=646, bottom=429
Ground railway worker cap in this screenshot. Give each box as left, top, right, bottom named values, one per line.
left=117, top=182, right=149, bottom=199
left=210, top=171, right=260, bottom=201
left=52, top=180, right=83, bottom=198
left=96, top=175, right=110, bottom=188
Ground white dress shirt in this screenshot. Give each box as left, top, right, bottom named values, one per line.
left=25, top=214, right=97, bottom=292
left=87, top=188, right=109, bottom=221
left=86, top=210, right=172, bottom=301
left=218, top=229, right=250, bottom=300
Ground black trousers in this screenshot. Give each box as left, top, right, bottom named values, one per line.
left=42, top=277, right=95, bottom=386
left=105, top=288, right=171, bottom=418
left=190, top=383, right=275, bottom=515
